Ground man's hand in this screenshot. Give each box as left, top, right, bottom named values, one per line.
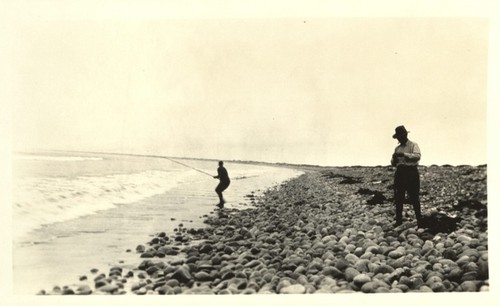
left=393, top=152, right=405, bottom=157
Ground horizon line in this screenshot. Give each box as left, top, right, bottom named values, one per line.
left=12, top=149, right=488, bottom=168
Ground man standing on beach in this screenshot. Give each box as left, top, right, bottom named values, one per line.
left=213, top=161, right=230, bottom=208
left=391, top=125, right=423, bottom=227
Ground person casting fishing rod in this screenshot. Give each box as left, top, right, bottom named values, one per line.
left=213, top=161, right=230, bottom=208
left=165, top=157, right=230, bottom=208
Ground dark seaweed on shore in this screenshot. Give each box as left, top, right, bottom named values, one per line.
left=39, top=165, right=488, bottom=295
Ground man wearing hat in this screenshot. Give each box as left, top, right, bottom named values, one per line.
left=391, top=125, right=423, bottom=227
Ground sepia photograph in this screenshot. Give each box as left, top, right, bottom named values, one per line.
left=1, top=1, right=499, bottom=306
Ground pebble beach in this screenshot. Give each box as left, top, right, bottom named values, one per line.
left=38, top=164, right=488, bottom=295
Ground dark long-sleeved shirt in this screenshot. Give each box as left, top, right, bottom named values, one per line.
left=215, top=166, right=230, bottom=183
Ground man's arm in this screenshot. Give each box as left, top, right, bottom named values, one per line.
left=214, top=168, right=221, bottom=179
left=391, top=148, right=401, bottom=166
left=404, top=143, right=421, bottom=161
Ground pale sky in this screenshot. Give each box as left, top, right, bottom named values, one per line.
left=3, top=2, right=492, bottom=166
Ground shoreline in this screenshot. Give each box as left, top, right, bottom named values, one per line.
left=37, top=164, right=488, bottom=294
left=13, top=161, right=302, bottom=295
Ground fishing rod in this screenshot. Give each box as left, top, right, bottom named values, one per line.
left=46, top=150, right=217, bottom=178
left=164, top=157, right=214, bottom=177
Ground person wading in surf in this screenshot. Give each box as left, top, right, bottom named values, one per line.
left=213, top=161, right=230, bottom=208
left=391, top=125, right=423, bottom=228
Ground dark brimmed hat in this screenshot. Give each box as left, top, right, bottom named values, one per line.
left=392, top=125, right=409, bottom=138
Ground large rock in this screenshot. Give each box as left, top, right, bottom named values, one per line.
left=365, top=245, right=381, bottom=255
left=279, top=284, right=306, bottom=294
left=165, top=279, right=180, bottom=288
left=146, top=266, right=161, bottom=276
left=322, top=266, right=343, bottom=278
left=345, top=253, right=360, bottom=265
left=457, top=235, right=472, bottom=244
left=461, top=271, right=478, bottom=281
left=140, top=251, right=155, bottom=258
left=409, top=276, right=424, bottom=290
left=62, top=288, right=75, bottom=295
left=361, top=282, right=376, bottom=293
left=345, top=267, right=360, bottom=282
left=460, top=281, right=478, bottom=292
left=194, top=271, right=213, bottom=281
left=456, top=255, right=470, bottom=266
left=171, top=267, right=192, bottom=283
left=353, top=274, right=371, bottom=287
left=335, top=258, right=350, bottom=271
left=76, top=285, right=92, bottom=295
left=388, top=247, right=406, bottom=259
left=442, top=248, right=457, bottom=260
left=460, top=248, right=480, bottom=260
left=477, top=253, right=489, bottom=280
left=464, top=262, right=479, bottom=273
left=130, top=282, right=144, bottom=291
left=221, top=271, right=236, bottom=280
left=98, top=284, right=119, bottom=294
left=447, top=268, right=463, bottom=282
left=199, top=244, right=214, bottom=254
left=245, top=260, right=262, bottom=269
left=184, top=285, right=215, bottom=294
left=276, top=279, right=292, bottom=292
left=354, top=259, right=370, bottom=273
left=374, top=264, right=394, bottom=275
left=422, top=240, right=434, bottom=253
left=419, top=285, right=433, bottom=292
left=429, top=281, right=446, bottom=292
left=138, top=260, right=154, bottom=271
left=94, top=280, right=108, bottom=289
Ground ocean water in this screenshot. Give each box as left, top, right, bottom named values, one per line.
left=13, top=153, right=194, bottom=241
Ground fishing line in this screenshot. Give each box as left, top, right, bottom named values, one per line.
left=164, top=157, right=214, bottom=177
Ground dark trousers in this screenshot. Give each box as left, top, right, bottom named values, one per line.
left=215, top=180, right=230, bottom=204
left=394, top=166, right=422, bottom=223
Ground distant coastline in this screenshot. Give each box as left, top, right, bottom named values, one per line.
left=13, top=149, right=488, bottom=171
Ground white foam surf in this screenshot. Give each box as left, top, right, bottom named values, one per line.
left=12, top=169, right=195, bottom=241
